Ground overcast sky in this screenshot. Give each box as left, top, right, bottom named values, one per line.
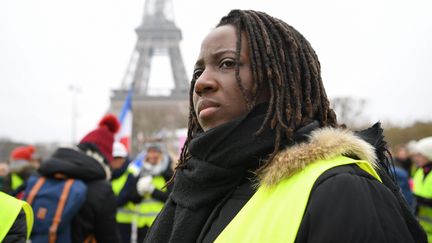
left=0, top=0, right=431, bottom=144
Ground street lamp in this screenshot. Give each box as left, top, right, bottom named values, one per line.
left=68, top=85, right=81, bottom=144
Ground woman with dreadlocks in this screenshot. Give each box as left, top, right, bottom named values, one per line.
left=145, top=9, right=426, bottom=243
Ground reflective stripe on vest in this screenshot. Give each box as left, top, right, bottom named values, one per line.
left=413, top=169, right=432, bottom=242
left=11, top=173, right=24, bottom=190
left=215, top=155, right=381, bottom=243
left=0, top=191, right=34, bottom=241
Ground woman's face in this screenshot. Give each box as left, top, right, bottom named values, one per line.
left=192, top=25, right=254, bottom=132
left=412, top=153, right=430, bottom=167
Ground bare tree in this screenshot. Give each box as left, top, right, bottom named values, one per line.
left=331, top=97, right=368, bottom=129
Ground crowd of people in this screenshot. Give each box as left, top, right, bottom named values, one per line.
left=0, top=114, right=174, bottom=243
left=0, top=8, right=431, bottom=243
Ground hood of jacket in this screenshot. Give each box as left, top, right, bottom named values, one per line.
left=38, top=147, right=110, bottom=181
left=259, top=126, right=381, bottom=186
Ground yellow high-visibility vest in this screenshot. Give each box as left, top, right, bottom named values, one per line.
left=112, top=172, right=167, bottom=228
left=11, top=173, right=24, bottom=190
left=413, top=168, right=432, bottom=198
left=111, top=168, right=137, bottom=224
left=0, top=191, right=34, bottom=241
left=216, top=155, right=381, bottom=243
left=413, top=168, right=432, bottom=242
left=135, top=176, right=166, bottom=227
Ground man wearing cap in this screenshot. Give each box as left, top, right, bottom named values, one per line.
left=109, top=141, right=140, bottom=243
left=2, top=145, right=38, bottom=197
left=130, top=144, right=174, bottom=241
left=411, top=136, right=432, bottom=241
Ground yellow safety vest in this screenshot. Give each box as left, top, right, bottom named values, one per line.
left=11, top=173, right=24, bottom=190
left=413, top=168, right=432, bottom=242
left=111, top=168, right=137, bottom=224
left=0, top=191, right=34, bottom=241
left=216, top=156, right=381, bottom=243
left=113, top=173, right=167, bottom=228
left=135, top=176, right=166, bottom=227
left=413, top=168, right=432, bottom=198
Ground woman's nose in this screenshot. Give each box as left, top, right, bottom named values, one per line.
left=194, top=70, right=217, bottom=96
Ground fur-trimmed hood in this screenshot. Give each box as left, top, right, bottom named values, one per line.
left=259, top=127, right=379, bottom=186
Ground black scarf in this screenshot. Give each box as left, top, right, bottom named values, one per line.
left=145, top=104, right=280, bottom=243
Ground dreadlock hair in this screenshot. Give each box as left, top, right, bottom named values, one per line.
left=166, top=11, right=426, bottom=241
left=175, top=9, right=338, bottom=174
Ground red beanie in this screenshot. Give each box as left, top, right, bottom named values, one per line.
left=10, top=145, right=36, bottom=161
left=79, top=114, right=120, bottom=162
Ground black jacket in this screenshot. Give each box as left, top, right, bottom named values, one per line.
left=3, top=209, right=28, bottom=243
left=38, top=147, right=120, bottom=243
left=198, top=127, right=426, bottom=243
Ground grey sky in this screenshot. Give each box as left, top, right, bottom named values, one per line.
left=0, top=0, right=431, bottom=144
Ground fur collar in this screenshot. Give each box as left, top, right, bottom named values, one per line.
left=258, top=127, right=378, bottom=186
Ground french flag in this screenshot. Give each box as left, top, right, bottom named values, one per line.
left=116, top=88, right=133, bottom=152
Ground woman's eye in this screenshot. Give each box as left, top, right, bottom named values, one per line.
left=220, top=59, right=236, bottom=69
left=193, top=69, right=203, bottom=79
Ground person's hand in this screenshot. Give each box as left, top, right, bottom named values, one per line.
left=136, top=175, right=155, bottom=196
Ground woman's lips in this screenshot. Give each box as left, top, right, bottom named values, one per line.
left=199, top=106, right=219, bottom=118
left=197, top=99, right=220, bottom=118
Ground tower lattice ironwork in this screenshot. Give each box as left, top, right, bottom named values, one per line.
left=110, top=0, right=189, bottom=154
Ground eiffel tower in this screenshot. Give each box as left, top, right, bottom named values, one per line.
left=109, top=0, right=189, bottom=154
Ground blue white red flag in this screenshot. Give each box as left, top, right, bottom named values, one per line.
left=116, top=88, right=133, bottom=152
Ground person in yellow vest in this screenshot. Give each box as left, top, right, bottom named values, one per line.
left=110, top=141, right=141, bottom=243
left=411, top=136, right=432, bottom=241
left=2, top=145, right=38, bottom=197
left=144, top=9, right=426, bottom=243
left=135, top=143, right=173, bottom=242
left=0, top=191, right=33, bottom=242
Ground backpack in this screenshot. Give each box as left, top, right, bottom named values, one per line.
left=23, top=175, right=87, bottom=243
